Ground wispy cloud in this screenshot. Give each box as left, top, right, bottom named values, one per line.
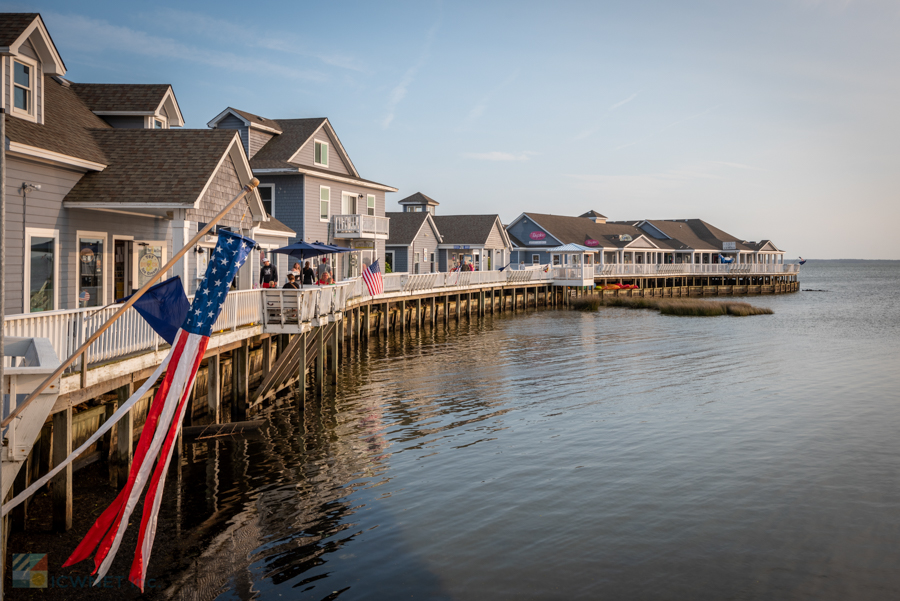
left=148, top=9, right=367, bottom=72
left=609, top=92, right=638, bottom=111
left=574, top=92, right=639, bottom=140
left=45, top=12, right=327, bottom=81
left=615, top=104, right=721, bottom=150
left=563, top=160, right=749, bottom=199
left=462, top=69, right=521, bottom=128
left=463, top=151, right=537, bottom=161
left=382, top=13, right=441, bottom=129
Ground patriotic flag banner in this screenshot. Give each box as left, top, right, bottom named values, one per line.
left=362, top=258, right=384, bottom=295
left=60, top=229, right=255, bottom=591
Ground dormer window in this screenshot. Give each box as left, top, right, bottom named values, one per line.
left=314, top=140, right=329, bottom=167
left=154, top=119, right=164, bottom=129
left=13, top=60, right=34, bottom=116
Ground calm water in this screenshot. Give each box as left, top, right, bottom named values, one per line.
left=165, top=261, right=900, bottom=600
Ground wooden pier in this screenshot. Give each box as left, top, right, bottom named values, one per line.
left=2, top=263, right=799, bottom=542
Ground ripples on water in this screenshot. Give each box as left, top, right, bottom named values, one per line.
left=164, top=261, right=900, bottom=601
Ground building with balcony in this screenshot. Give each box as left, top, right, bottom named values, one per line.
left=207, top=108, right=397, bottom=281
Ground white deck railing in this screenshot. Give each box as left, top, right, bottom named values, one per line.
left=331, top=214, right=390, bottom=238
left=592, top=263, right=798, bottom=277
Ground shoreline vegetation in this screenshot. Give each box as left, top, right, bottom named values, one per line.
left=571, top=295, right=774, bottom=316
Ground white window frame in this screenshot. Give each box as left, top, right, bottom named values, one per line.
left=76, top=230, right=108, bottom=307
left=12, top=56, right=38, bottom=122
left=314, top=139, right=329, bottom=167
left=414, top=251, right=420, bottom=264
left=532, top=254, right=540, bottom=265
left=258, top=184, right=275, bottom=216
left=367, top=194, right=376, bottom=216
left=145, top=115, right=167, bottom=129
left=24, top=227, right=60, bottom=313
left=319, top=186, right=330, bottom=221
left=385, top=250, right=394, bottom=271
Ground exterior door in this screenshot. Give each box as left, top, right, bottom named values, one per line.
left=114, top=240, right=132, bottom=300
left=342, top=193, right=358, bottom=215
left=133, top=241, right=166, bottom=290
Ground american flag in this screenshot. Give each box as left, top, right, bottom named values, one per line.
left=63, top=229, right=254, bottom=592
left=362, top=258, right=383, bottom=295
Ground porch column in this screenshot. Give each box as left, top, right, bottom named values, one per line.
left=171, top=208, right=191, bottom=288
left=52, top=408, right=73, bottom=532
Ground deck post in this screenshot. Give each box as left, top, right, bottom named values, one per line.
left=456, top=294, right=461, bottom=320
left=431, top=296, right=437, bottom=326
left=103, top=399, right=117, bottom=486
left=11, top=451, right=32, bottom=532
left=400, top=300, right=407, bottom=334
left=233, top=341, right=249, bottom=420
left=330, top=325, right=338, bottom=385
left=297, top=331, right=307, bottom=405
left=207, top=354, right=221, bottom=424
left=514, top=288, right=518, bottom=313
left=444, top=295, right=449, bottom=324
left=415, top=298, right=421, bottom=330
left=316, top=327, right=325, bottom=397
left=115, top=383, right=134, bottom=488
left=262, top=337, right=271, bottom=374
left=52, top=407, right=73, bottom=532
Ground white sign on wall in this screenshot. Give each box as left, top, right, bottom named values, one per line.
left=723, top=241, right=736, bottom=251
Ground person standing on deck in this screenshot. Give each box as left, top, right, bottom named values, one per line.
left=283, top=273, right=300, bottom=289
left=302, top=261, right=316, bottom=285
left=260, top=258, right=278, bottom=288
left=317, top=257, right=332, bottom=281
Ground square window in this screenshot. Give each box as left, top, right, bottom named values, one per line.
left=315, top=140, right=329, bottom=167
left=532, top=254, right=540, bottom=265
left=154, top=119, right=164, bottom=129
left=258, top=185, right=274, bottom=215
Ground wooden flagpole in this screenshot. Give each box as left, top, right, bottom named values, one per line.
left=1, top=178, right=259, bottom=429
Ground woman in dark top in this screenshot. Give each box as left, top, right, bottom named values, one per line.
left=302, top=261, right=316, bottom=285
left=283, top=273, right=300, bottom=289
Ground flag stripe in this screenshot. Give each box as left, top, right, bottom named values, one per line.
left=130, top=336, right=208, bottom=589
left=63, top=330, right=190, bottom=569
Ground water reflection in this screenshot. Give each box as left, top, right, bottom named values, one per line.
left=162, top=264, right=900, bottom=600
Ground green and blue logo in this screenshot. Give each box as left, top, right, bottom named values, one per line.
left=13, top=553, right=48, bottom=588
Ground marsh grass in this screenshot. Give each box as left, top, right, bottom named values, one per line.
left=570, top=297, right=602, bottom=311
left=596, top=295, right=772, bottom=317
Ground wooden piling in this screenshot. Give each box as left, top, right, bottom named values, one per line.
left=298, top=332, right=307, bottom=405
left=207, top=354, right=221, bottom=424
left=330, top=325, right=338, bottom=385
left=52, top=407, right=73, bottom=532
left=232, top=341, right=249, bottom=420
left=115, top=383, right=134, bottom=488
left=316, top=327, right=325, bottom=397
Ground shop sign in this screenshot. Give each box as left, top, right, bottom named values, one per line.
left=453, top=245, right=471, bottom=249
left=722, top=241, right=736, bottom=251
left=351, top=240, right=374, bottom=249
left=530, top=231, right=546, bottom=241
left=584, top=239, right=600, bottom=247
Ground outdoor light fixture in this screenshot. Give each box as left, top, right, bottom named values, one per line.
left=21, top=183, right=41, bottom=192
left=194, top=245, right=205, bottom=254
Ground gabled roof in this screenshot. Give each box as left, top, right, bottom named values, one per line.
left=254, top=213, right=295, bottom=236
left=579, top=210, right=607, bottom=219
left=518, top=213, right=654, bottom=249
left=433, top=214, right=509, bottom=247
left=63, top=130, right=262, bottom=217
left=70, top=83, right=184, bottom=125
left=5, top=75, right=110, bottom=168
left=385, top=211, right=441, bottom=246
left=637, top=219, right=755, bottom=252
left=546, top=243, right=599, bottom=253
left=208, top=107, right=283, bottom=134
left=398, top=192, right=439, bottom=206
left=0, top=13, right=65, bottom=75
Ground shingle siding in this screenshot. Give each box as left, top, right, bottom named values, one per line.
left=247, top=129, right=274, bottom=159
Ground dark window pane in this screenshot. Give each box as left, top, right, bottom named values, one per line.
left=14, top=62, right=30, bottom=87
left=30, top=237, right=55, bottom=312
left=14, top=86, right=28, bottom=111
left=262, top=200, right=272, bottom=214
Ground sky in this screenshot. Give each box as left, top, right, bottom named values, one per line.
left=4, top=0, right=899, bottom=258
